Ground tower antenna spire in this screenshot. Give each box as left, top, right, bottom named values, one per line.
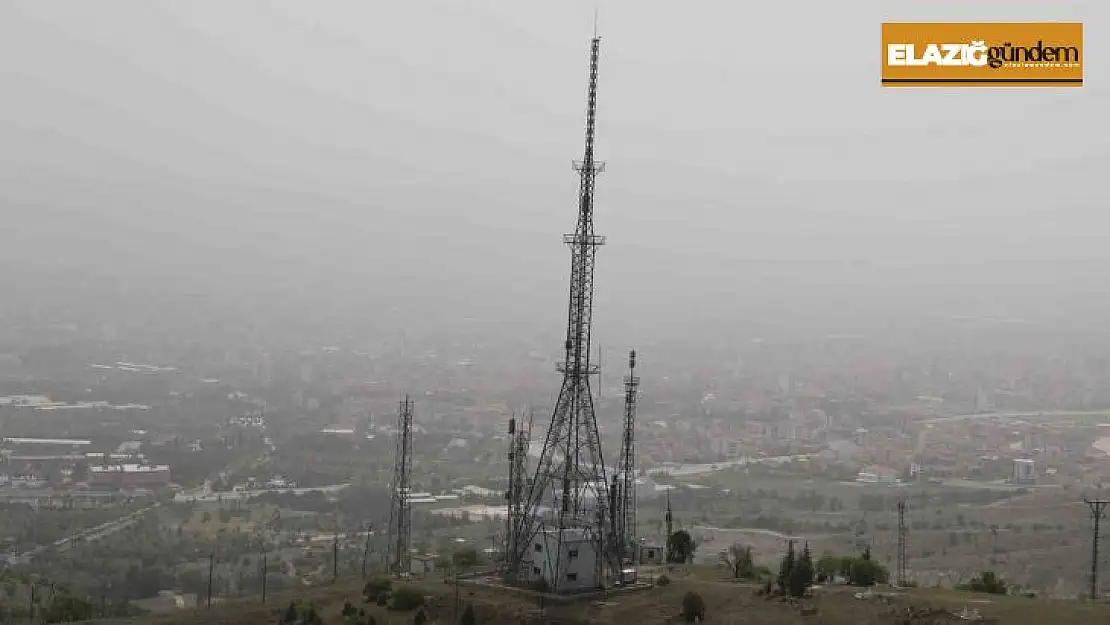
left=593, top=7, right=599, bottom=39
left=508, top=35, right=614, bottom=592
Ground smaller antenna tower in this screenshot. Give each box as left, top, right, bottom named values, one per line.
left=386, top=396, right=414, bottom=576
left=1085, top=497, right=1108, bottom=601
left=504, top=412, right=531, bottom=577
left=616, top=350, right=640, bottom=560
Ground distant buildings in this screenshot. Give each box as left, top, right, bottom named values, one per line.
left=88, top=464, right=171, bottom=489
left=1012, top=458, right=1035, bottom=484
left=711, top=438, right=742, bottom=459
left=855, top=465, right=900, bottom=484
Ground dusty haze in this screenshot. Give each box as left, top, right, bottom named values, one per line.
left=1, top=0, right=1108, bottom=349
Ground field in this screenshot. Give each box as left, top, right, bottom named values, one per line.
left=652, top=468, right=1097, bottom=598
left=96, top=566, right=1110, bottom=625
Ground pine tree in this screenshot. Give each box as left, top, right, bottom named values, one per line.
left=788, top=542, right=815, bottom=597
left=777, top=540, right=795, bottom=594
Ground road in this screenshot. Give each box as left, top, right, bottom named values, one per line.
left=921, top=409, right=1110, bottom=426
left=649, top=453, right=820, bottom=477
left=13, top=502, right=160, bottom=563
left=10, top=450, right=269, bottom=565
left=173, top=482, right=350, bottom=503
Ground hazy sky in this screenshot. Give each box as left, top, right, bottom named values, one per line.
left=1, top=1, right=1107, bottom=343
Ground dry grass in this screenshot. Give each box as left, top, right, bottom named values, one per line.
left=92, top=567, right=1110, bottom=625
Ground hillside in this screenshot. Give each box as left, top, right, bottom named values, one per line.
left=92, top=567, right=1110, bottom=625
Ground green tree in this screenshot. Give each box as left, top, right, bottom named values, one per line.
left=787, top=543, right=814, bottom=597
left=452, top=548, right=480, bottom=570
left=414, top=608, right=428, bottom=625
left=962, top=571, right=1007, bottom=595
left=43, top=595, right=94, bottom=623
left=848, top=557, right=889, bottom=587
left=778, top=540, right=797, bottom=594
left=816, top=553, right=839, bottom=583
left=680, top=591, right=705, bottom=623
left=722, top=543, right=754, bottom=579
left=391, top=586, right=425, bottom=611
left=459, top=603, right=477, bottom=625
left=667, top=530, right=696, bottom=564
left=363, top=576, right=392, bottom=602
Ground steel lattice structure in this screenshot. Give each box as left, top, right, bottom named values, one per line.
left=616, top=349, right=640, bottom=560
left=509, top=36, right=617, bottom=591
left=385, top=396, right=413, bottom=576
left=504, top=413, right=531, bottom=569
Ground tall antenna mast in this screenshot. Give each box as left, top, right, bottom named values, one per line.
left=510, top=35, right=615, bottom=592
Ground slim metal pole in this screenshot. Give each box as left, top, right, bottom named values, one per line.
left=207, top=549, right=215, bottom=609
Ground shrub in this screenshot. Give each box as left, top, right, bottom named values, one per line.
left=656, top=574, right=670, bottom=586
left=364, top=576, right=393, bottom=602
left=414, top=608, right=428, bottom=625
left=849, top=558, right=889, bottom=587
left=961, top=571, right=1007, bottom=595
left=459, top=603, right=477, bottom=625
left=453, top=548, right=480, bottom=569
left=681, top=591, right=706, bottom=623
left=391, top=586, right=426, bottom=611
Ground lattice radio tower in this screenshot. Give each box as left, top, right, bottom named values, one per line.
left=615, top=350, right=640, bottom=560
left=510, top=36, right=617, bottom=591
left=385, top=396, right=413, bottom=576
left=504, top=411, right=531, bottom=569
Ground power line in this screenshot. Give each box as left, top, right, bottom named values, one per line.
left=1085, top=497, right=1108, bottom=601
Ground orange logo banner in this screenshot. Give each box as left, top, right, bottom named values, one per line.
left=881, top=22, right=1083, bottom=87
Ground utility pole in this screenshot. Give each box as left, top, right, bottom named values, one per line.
left=452, top=566, right=460, bottom=625
left=206, top=549, right=215, bottom=609
left=333, top=535, right=340, bottom=582
left=1085, top=498, right=1109, bottom=601
left=361, top=523, right=373, bottom=580
left=28, top=583, right=35, bottom=625
left=896, top=500, right=907, bottom=587
left=261, top=552, right=267, bottom=604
